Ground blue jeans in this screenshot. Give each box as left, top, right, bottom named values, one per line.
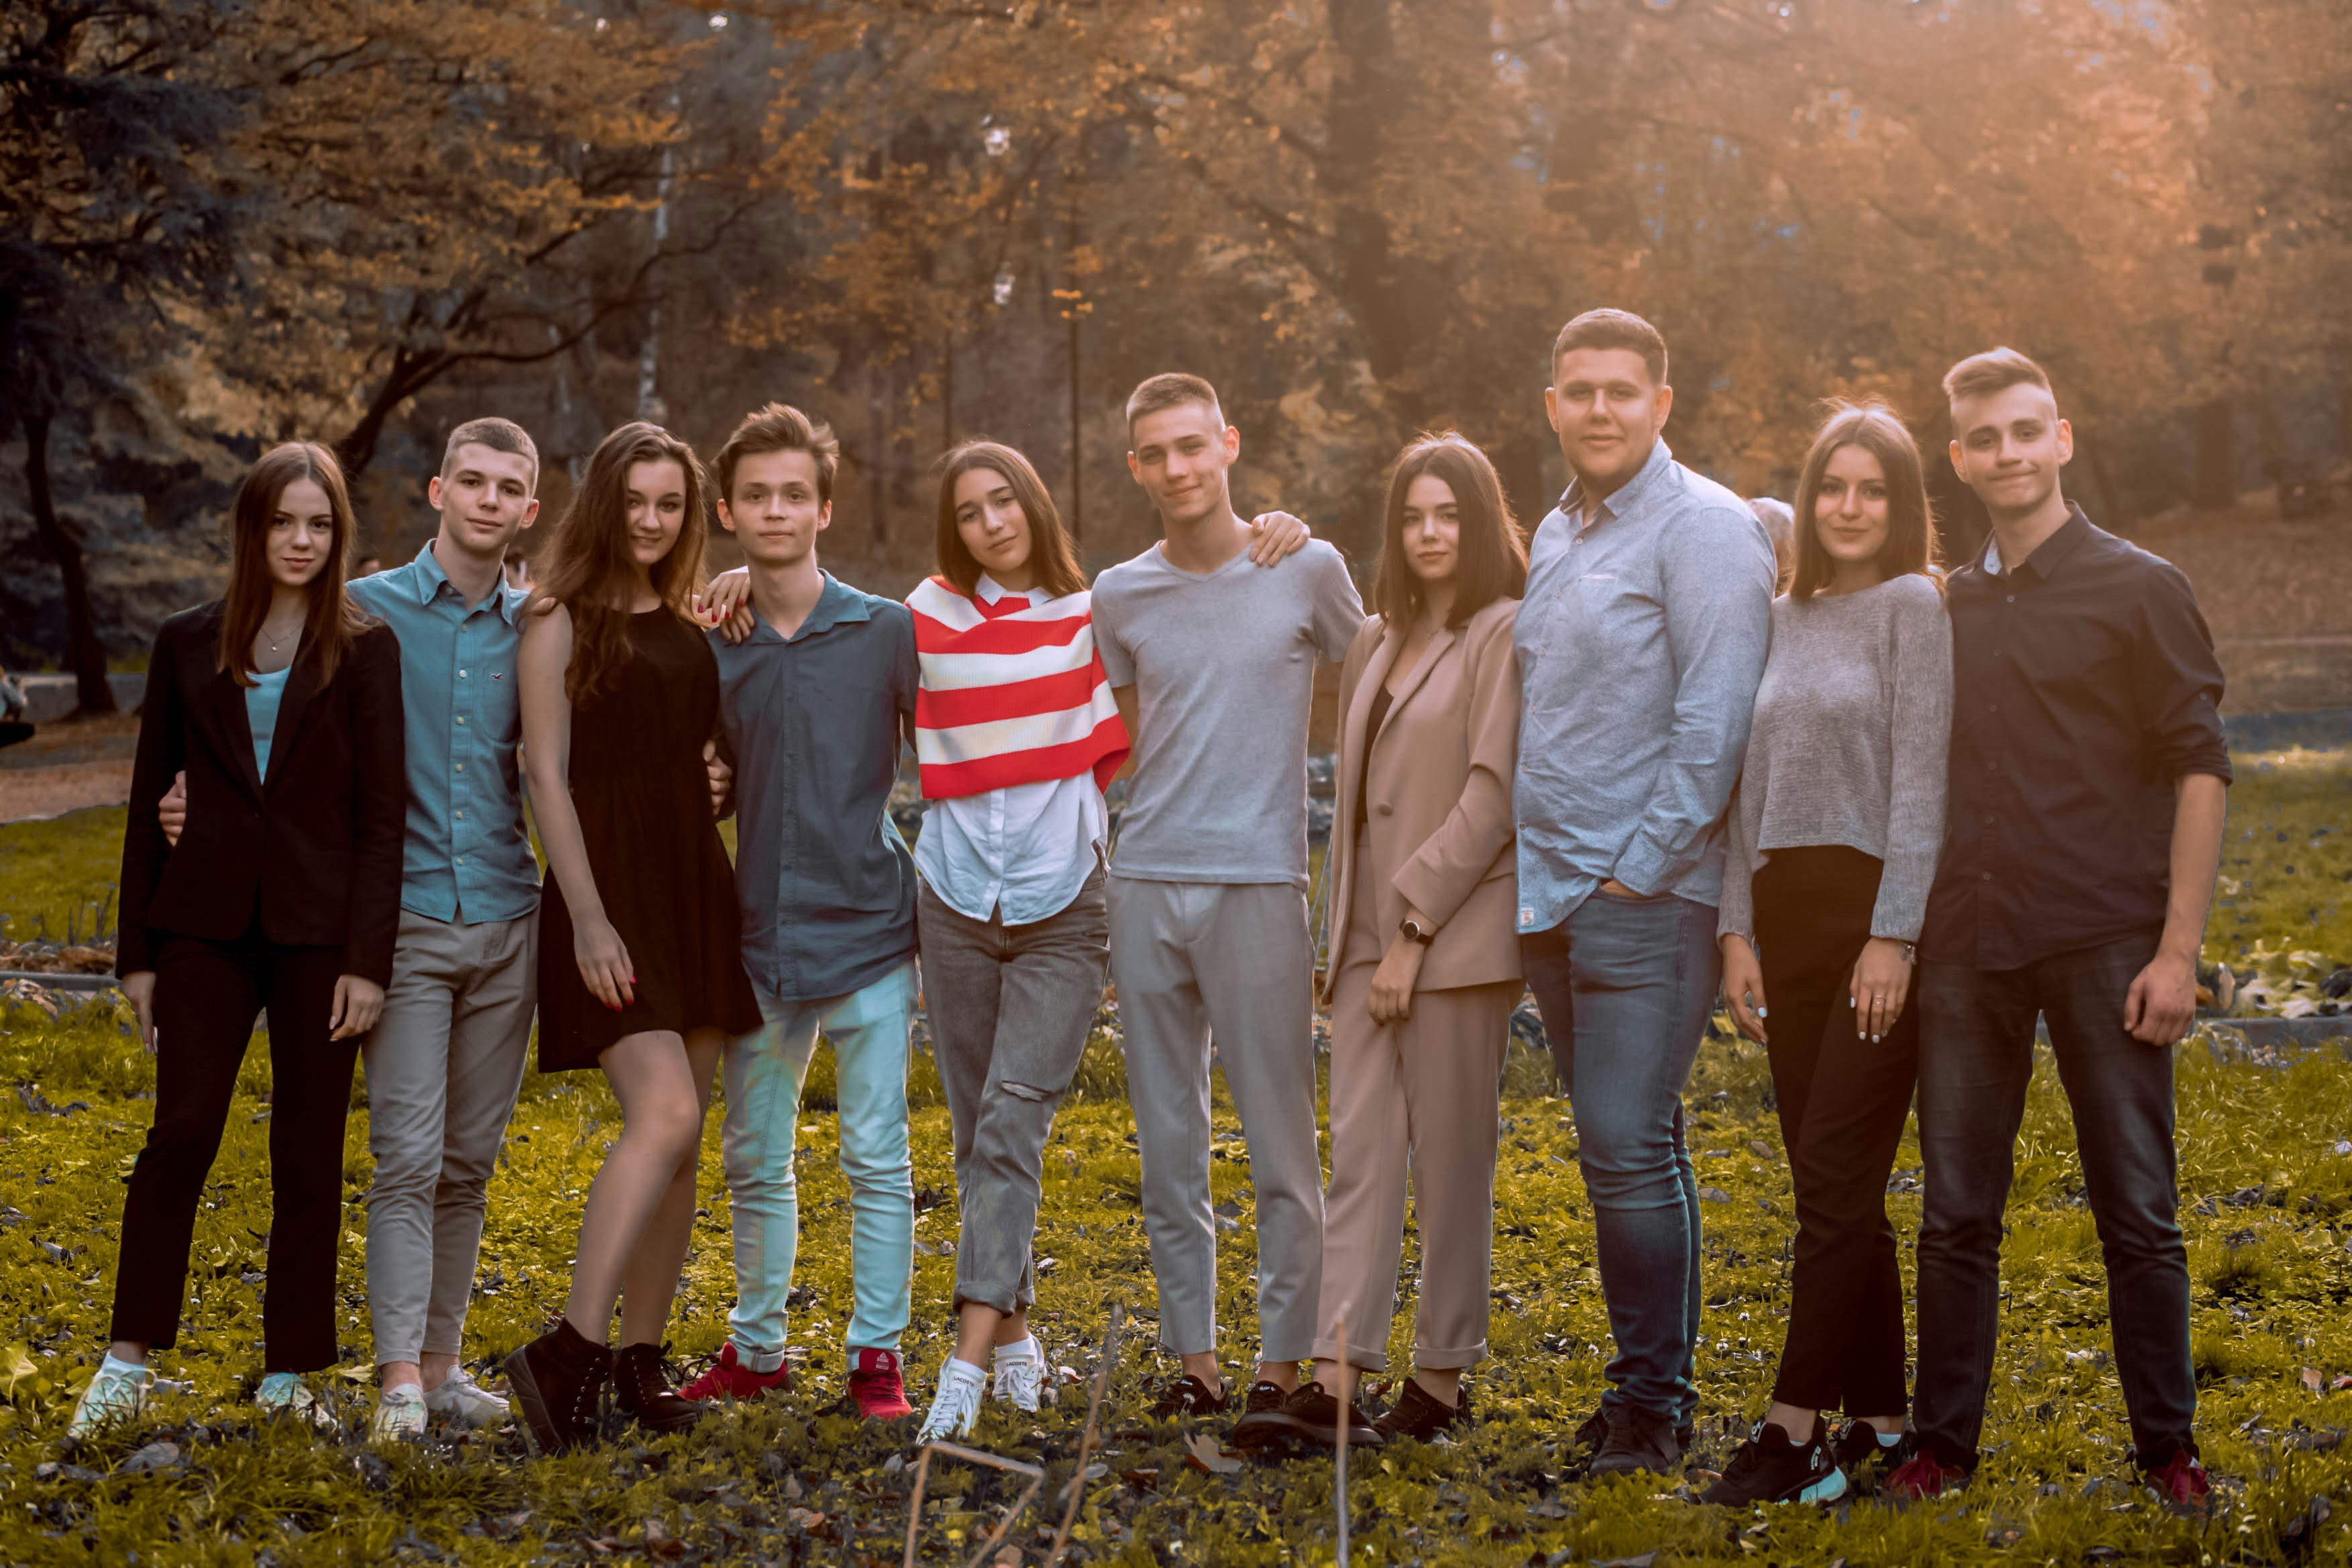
left=1520, top=891, right=1718, bottom=1426
left=720, top=960, right=917, bottom=1370
left=1914, top=932, right=2194, bottom=1470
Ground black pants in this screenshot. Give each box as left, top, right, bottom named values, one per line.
left=1914, top=930, right=2192, bottom=1471
left=111, top=927, right=359, bottom=1372
left=1754, top=847, right=1918, bottom=1417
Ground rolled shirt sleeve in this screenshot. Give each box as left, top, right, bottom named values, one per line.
left=2131, top=560, right=2231, bottom=784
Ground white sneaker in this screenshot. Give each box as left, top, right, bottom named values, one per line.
left=424, top=1367, right=511, bottom=1428
left=66, top=1355, right=152, bottom=1439
left=917, top=1358, right=987, bottom=1444
left=371, top=1384, right=426, bottom=1443
left=992, top=1336, right=1045, bottom=1413
left=255, top=1372, right=335, bottom=1431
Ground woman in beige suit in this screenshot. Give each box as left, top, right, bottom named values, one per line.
left=1234, top=432, right=1528, bottom=1452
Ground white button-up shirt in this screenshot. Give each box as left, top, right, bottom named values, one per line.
left=913, top=577, right=1109, bottom=924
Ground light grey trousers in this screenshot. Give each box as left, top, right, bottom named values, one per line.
left=1107, top=876, right=1324, bottom=1364
left=362, top=908, right=536, bottom=1366
left=919, top=870, right=1110, bottom=1316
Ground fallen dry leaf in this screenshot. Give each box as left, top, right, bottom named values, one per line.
left=1182, top=1432, right=1242, bottom=1475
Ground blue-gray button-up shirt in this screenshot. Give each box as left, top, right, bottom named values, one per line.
left=347, top=544, right=540, bottom=923
left=711, top=573, right=920, bottom=1003
left=1512, top=440, right=1775, bottom=933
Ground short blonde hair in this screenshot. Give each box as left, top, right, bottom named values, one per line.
left=1942, top=347, right=2051, bottom=406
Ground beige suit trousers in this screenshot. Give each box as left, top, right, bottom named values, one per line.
left=1315, top=838, right=1516, bottom=1372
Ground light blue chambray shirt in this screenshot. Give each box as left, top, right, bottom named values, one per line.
left=1511, top=439, right=1775, bottom=934
left=347, top=544, right=540, bottom=924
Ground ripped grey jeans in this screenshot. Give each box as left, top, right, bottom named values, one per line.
left=917, top=869, right=1110, bottom=1315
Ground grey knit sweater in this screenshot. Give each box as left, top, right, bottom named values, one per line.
left=1718, top=572, right=1953, bottom=943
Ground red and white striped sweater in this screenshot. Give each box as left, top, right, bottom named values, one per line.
left=905, top=576, right=1129, bottom=800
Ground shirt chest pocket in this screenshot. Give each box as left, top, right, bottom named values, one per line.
left=1556, top=572, right=1657, bottom=671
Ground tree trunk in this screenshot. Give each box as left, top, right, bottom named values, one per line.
left=21, top=412, right=116, bottom=715
left=2079, top=428, right=2132, bottom=531
left=2191, top=398, right=2237, bottom=510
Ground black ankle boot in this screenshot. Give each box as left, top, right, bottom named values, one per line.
left=504, top=1318, right=613, bottom=1454
left=613, top=1342, right=706, bottom=1434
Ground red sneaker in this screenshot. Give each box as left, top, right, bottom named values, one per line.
left=1884, top=1445, right=1964, bottom=1500
left=679, top=1343, right=791, bottom=1404
left=2141, top=1447, right=2213, bottom=1514
left=847, top=1347, right=913, bottom=1421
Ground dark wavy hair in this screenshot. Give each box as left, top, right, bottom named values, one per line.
left=932, top=441, right=1086, bottom=599
left=219, top=442, right=373, bottom=687
left=1370, top=432, right=1529, bottom=628
left=1789, top=401, right=1940, bottom=601
left=534, top=421, right=711, bottom=702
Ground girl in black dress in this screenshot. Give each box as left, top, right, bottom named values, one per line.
left=506, top=422, right=760, bottom=1450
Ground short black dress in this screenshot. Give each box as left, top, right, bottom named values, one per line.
left=536, top=607, right=762, bottom=1071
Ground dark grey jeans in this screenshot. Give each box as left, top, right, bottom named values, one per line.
left=1914, top=932, right=2195, bottom=1471
left=918, top=870, right=1110, bottom=1315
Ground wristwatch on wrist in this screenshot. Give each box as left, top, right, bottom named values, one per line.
left=1399, top=916, right=1437, bottom=946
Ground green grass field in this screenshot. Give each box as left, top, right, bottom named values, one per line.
left=0, top=751, right=2347, bottom=1565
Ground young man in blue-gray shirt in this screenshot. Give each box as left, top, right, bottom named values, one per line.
left=689, top=402, right=923, bottom=1423
left=1513, top=310, right=1775, bottom=1477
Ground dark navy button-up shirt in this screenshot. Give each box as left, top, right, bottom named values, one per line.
left=711, top=572, right=920, bottom=1002
left=1921, top=505, right=2231, bottom=971
left=347, top=543, right=540, bottom=923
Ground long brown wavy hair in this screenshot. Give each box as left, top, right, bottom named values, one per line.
left=933, top=441, right=1087, bottom=599
left=1789, top=400, right=1941, bottom=601
left=534, top=421, right=711, bottom=703
left=218, top=442, right=373, bottom=687
left=1371, top=432, right=1529, bottom=628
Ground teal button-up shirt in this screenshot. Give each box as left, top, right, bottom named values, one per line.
left=347, top=544, right=540, bottom=923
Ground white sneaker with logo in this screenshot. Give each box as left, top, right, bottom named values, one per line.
left=371, top=1384, right=426, bottom=1443
left=425, top=1367, right=511, bottom=1427
left=66, top=1355, right=152, bottom=1440
left=992, top=1335, right=1045, bottom=1413
left=917, top=1357, right=987, bottom=1444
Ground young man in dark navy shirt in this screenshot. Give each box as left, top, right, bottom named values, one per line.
left=1890, top=349, right=2229, bottom=1510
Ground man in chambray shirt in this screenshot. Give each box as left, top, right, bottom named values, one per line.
left=1513, top=310, right=1774, bottom=1477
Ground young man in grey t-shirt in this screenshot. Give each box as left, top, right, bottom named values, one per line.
left=1092, top=373, right=1363, bottom=1427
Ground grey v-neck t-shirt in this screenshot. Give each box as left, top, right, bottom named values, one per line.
left=1092, top=538, right=1362, bottom=888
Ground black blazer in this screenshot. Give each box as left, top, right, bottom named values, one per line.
left=117, top=601, right=407, bottom=985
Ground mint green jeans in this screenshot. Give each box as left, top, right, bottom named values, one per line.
left=719, top=959, right=916, bottom=1372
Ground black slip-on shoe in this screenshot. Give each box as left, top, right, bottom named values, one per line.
left=1700, top=1419, right=1847, bottom=1506
left=1149, top=1373, right=1230, bottom=1419
left=1374, top=1378, right=1470, bottom=1443
left=1590, top=1401, right=1686, bottom=1477
left=504, top=1318, right=612, bottom=1455
left=1229, top=1380, right=1383, bottom=1451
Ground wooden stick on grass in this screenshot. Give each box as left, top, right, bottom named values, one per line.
left=1045, top=1300, right=1128, bottom=1568
left=902, top=1439, right=1047, bottom=1568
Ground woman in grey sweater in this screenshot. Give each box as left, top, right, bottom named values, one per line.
left=1702, top=402, right=1953, bottom=1508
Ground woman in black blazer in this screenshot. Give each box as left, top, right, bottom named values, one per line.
left=70, top=442, right=405, bottom=1439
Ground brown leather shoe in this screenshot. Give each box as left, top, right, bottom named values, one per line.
left=613, top=1341, right=707, bottom=1435
left=1374, top=1377, right=1470, bottom=1442
left=504, top=1318, right=613, bottom=1453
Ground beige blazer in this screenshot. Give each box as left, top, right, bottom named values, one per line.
left=1323, top=596, right=1522, bottom=1001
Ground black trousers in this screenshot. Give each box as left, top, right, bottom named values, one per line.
left=1914, top=931, right=2192, bottom=1471
left=1754, top=846, right=1918, bottom=1417
left=111, top=926, right=360, bottom=1372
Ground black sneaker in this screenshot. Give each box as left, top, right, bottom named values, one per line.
left=1229, top=1381, right=1383, bottom=1451
left=1590, top=1402, right=1686, bottom=1477
left=1243, top=1379, right=1289, bottom=1415
left=1374, top=1378, right=1470, bottom=1442
left=1574, top=1402, right=1693, bottom=1470
left=1830, top=1419, right=1902, bottom=1489
left=504, top=1317, right=613, bottom=1454
left=1149, top=1373, right=1230, bottom=1419
left=612, top=1341, right=707, bottom=1435
left=1701, top=1419, right=1847, bottom=1506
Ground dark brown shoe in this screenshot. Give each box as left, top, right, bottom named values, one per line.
left=1374, top=1378, right=1470, bottom=1442
left=1149, top=1373, right=1230, bottom=1419
left=613, top=1342, right=707, bottom=1435
left=1229, top=1381, right=1383, bottom=1451
left=504, top=1318, right=612, bottom=1454
left=1590, top=1402, right=1684, bottom=1477
left=1572, top=1401, right=1692, bottom=1471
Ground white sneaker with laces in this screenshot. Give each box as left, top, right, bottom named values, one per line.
left=917, top=1357, right=987, bottom=1444
left=992, top=1336, right=1045, bottom=1413
left=371, top=1384, right=426, bottom=1443
left=66, top=1355, right=152, bottom=1440
left=255, top=1372, right=335, bottom=1431
left=425, top=1367, right=510, bottom=1427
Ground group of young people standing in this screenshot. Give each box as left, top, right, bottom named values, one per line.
left=70, top=306, right=2227, bottom=1518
